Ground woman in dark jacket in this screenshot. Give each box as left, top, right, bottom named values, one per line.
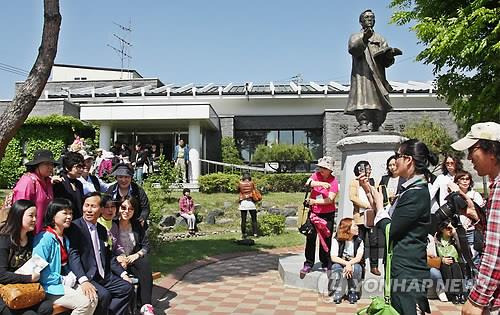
left=379, top=154, right=406, bottom=206
left=53, top=151, right=85, bottom=219
left=106, top=163, right=150, bottom=228
left=360, top=139, right=438, bottom=315
left=0, top=200, right=53, bottom=315
left=110, top=196, right=154, bottom=315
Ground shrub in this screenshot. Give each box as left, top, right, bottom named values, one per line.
left=258, top=214, right=285, bottom=236
left=0, top=115, right=96, bottom=188
left=198, top=173, right=240, bottom=193
left=198, top=172, right=310, bottom=193
left=252, top=143, right=313, bottom=173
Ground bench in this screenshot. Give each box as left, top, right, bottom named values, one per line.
left=52, top=272, right=162, bottom=314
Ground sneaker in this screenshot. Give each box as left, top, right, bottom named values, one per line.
left=140, top=304, right=155, bottom=315
left=348, top=291, right=358, bottom=304
left=333, top=293, right=343, bottom=304
left=437, top=291, right=448, bottom=302
left=370, top=267, right=381, bottom=276
left=299, top=264, right=312, bottom=278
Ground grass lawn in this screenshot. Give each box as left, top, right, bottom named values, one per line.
left=150, top=230, right=304, bottom=275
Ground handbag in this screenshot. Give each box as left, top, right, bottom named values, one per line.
left=0, top=283, right=45, bottom=310
left=357, top=224, right=400, bottom=315
left=427, top=256, right=441, bottom=269
left=251, top=188, right=262, bottom=202
left=298, top=185, right=315, bottom=236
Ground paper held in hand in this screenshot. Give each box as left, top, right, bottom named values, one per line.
left=15, top=254, right=48, bottom=275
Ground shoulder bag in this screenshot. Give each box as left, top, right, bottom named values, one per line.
left=251, top=187, right=262, bottom=202
left=357, top=223, right=399, bottom=315
left=0, top=283, right=45, bottom=310
left=298, top=185, right=315, bottom=236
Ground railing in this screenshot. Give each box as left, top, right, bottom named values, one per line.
left=200, top=159, right=269, bottom=174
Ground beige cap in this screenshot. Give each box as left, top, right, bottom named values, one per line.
left=451, top=122, right=500, bottom=151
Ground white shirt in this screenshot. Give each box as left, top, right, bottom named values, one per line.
left=429, top=173, right=454, bottom=213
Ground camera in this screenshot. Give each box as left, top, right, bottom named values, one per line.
left=303, top=199, right=310, bottom=208
left=434, top=191, right=468, bottom=223
left=357, top=164, right=365, bottom=176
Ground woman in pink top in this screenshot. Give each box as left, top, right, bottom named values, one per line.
left=12, top=149, right=59, bottom=234
left=300, top=156, right=339, bottom=277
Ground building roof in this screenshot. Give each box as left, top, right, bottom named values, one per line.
left=43, top=79, right=436, bottom=99
left=53, top=63, right=143, bottom=78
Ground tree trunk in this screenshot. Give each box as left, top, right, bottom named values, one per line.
left=0, top=0, right=61, bottom=158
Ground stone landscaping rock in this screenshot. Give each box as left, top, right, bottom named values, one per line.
left=285, top=216, right=298, bottom=227
left=160, top=215, right=176, bottom=227
left=260, top=201, right=273, bottom=210
left=205, top=208, right=224, bottom=224
left=175, top=216, right=188, bottom=227
left=223, top=201, right=233, bottom=209
left=194, top=204, right=201, bottom=211
left=267, top=207, right=281, bottom=215
left=281, top=207, right=297, bottom=217
left=217, top=218, right=233, bottom=225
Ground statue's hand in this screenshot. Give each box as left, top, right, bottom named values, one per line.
left=363, top=27, right=373, bottom=41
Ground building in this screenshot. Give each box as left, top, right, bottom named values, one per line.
left=1, top=64, right=458, bottom=183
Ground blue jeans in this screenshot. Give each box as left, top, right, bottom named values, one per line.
left=134, top=167, right=143, bottom=185
left=430, top=267, right=445, bottom=293
left=329, top=263, right=363, bottom=295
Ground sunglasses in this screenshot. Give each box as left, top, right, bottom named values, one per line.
left=394, top=152, right=409, bottom=160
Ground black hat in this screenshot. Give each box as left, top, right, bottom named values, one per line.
left=25, top=150, right=60, bottom=166
left=111, top=163, right=134, bottom=177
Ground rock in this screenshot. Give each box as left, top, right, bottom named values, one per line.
left=194, top=204, right=201, bottom=211
left=217, top=218, right=233, bottom=225
left=205, top=209, right=224, bottom=225
left=260, top=201, right=273, bottom=209
left=160, top=215, right=176, bottom=227
left=223, top=201, right=233, bottom=209
left=285, top=216, right=298, bottom=227
left=175, top=217, right=188, bottom=227
left=268, top=207, right=281, bottom=215
left=281, top=207, right=297, bottom=217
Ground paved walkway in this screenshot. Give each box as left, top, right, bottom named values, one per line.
left=154, top=249, right=463, bottom=314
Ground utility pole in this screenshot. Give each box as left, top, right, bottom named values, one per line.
left=107, top=19, right=132, bottom=79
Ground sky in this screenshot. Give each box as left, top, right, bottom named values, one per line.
left=0, top=1, right=435, bottom=100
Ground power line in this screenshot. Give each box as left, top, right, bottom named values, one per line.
left=0, top=62, right=29, bottom=77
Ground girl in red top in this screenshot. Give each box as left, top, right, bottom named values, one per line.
left=300, top=156, right=339, bottom=277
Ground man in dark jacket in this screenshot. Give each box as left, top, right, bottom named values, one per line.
left=67, top=192, right=134, bottom=315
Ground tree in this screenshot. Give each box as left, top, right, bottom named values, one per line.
left=402, top=117, right=462, bottom=168
left=252, top=143, right=313, bottom=173
left=390, top=0, right=500, bottom=132
left=0, top=0, right=61, bottom=158
left=221, top=136, right=243, bottom=165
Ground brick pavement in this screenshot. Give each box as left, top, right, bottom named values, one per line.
left=155, top=251, right=463, bottom=314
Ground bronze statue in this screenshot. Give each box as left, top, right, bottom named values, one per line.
left=345, top=9, right=402, bottom=132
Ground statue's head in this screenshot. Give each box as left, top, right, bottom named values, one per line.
left=359, top=9, right=375, bottom=29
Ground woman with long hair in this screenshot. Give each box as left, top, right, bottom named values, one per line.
left=330, top=217, right=364, bottom=304
left=429, top=153, right=463, bottom=214
left=0, top=200, right=53, bottom=315
left=110, top=196, right=154, bottom=315
left=12, top=150, right=59, bottom=234
left=360, top=139, right=438, bottom=314
left=238, top=173, right=258, bottom=238
left=33, top=199, right=97, bottom=314
left=179, top=188, right=196, bottom=235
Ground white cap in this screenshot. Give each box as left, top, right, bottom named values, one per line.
left=451, top=122, right=500, bottom=151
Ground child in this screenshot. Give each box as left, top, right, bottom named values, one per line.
left=330, top=217, right=364, bottom=304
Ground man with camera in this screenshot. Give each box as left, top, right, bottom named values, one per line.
left=450, top=122, right=500, bottom=315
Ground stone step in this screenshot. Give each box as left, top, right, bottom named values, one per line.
left=278, top=253, right=385, bottom=299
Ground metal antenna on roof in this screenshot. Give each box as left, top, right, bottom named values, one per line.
left=107, top=19, right=133, bottom=79
left=291, top=73, right=303, bottom=84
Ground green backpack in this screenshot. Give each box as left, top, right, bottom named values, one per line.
left=357, top=224, right=400, bottom=315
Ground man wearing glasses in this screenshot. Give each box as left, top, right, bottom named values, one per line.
left=451, top=122, right=500, bottom=315
left=54, top=151, right=85, bottom=219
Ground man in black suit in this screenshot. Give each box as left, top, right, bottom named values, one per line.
left=68, top=192, right=134, bottom=315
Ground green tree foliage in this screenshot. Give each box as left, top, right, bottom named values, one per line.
left=390, top=0, right=500, bottom=131
left=221, top=136, right=243, bottom=165
left=252, top=144, right=313, bottom=173
left=403, top=118, right=460, bottom=161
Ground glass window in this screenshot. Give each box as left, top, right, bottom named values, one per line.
left=266, top=131, right=278, bottom=146
left=294, top=130, right=307, bottom=145
left=279, top=130, right=293, bottom=144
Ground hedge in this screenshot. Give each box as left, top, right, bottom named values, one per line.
left=0, top=115, right=95, bottom=188
left=198, top=172, right=310, bottom=193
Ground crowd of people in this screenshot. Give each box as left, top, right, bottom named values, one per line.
left=0, top=147, right=155, bottom=315
left=299, top=122, right=499, bottom=315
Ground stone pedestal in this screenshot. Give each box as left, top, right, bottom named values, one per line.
left=336, top=133, right=406, bottom=220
